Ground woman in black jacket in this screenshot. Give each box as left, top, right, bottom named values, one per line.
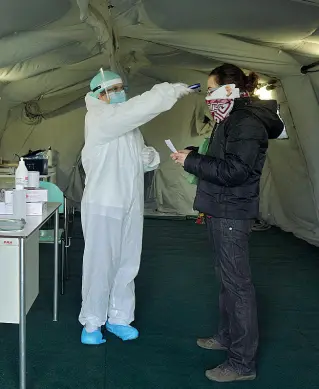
left=171, top=64, right=283, bottom=383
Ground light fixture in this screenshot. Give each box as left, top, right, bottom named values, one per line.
left=255, top=86, right=273, bottom=100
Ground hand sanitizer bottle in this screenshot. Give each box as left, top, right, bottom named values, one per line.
left=15, top=157, right=29, bottom=189
left=13, top=158, right=28, bottom=220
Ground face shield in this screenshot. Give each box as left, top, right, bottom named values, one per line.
left=90, top=68, right=128, bottom=103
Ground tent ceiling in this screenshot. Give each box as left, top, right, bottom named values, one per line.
left=0, top=0, right=319, bottom=111
left=0, top=0, right=71, bottom=38
left=123, top=0, right=319, bottom=41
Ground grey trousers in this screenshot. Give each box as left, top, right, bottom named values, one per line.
left=207, top=217, right=258, bottom=374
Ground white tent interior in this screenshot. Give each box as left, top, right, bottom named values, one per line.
left=1, top=0, right=319, bottom=245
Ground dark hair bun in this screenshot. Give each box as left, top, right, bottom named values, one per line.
left=209, top=64, right=259, bottom=93
left=245, top=72, right=259, bottom=93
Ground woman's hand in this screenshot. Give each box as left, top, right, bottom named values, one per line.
left=170, top=150, right=192, bottom=166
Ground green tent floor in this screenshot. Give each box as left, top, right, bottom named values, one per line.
left=1, top=218, right=319, bottom=389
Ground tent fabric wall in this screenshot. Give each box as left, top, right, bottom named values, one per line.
left=141, top=93, right=212, bottom=215
left=0, top=105, right=85, bottom=198
left=0, top=0, right=319, bottom=245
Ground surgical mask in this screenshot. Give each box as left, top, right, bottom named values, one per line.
left=109, top=90, right=127, bottom=104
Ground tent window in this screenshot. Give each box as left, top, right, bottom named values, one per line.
left=277, top=108, right=288, bottom=139
left=255, top=84, right=290, bottom=140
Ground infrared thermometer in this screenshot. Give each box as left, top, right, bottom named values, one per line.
left=188, top=83, right=201, bottom=92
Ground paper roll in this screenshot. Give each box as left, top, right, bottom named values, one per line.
left=28, top=171, right=40, bottom=188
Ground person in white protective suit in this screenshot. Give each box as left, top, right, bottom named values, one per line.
left=79, top=69, right=192, bottom=345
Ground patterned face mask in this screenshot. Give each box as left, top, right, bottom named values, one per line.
left=205, top=85, right=248, bottom=123
left=206, top=99, right=235, bottom=123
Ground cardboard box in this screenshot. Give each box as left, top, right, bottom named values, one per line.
left=0, top=201, right=47, bottom=216
left=4, top=189, right=48, bottom=204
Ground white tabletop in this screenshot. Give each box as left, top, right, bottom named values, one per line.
left=0, top=202, right=60, bottom=238
left=0, top=173, right=56, bottom=178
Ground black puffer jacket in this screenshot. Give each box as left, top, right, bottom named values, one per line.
left=184, top=97, right=284, bottom=219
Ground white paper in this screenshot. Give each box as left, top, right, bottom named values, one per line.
left=165, top=139, right=177, bottom=153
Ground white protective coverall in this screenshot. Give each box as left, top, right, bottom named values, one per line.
left=79, top=82, right=190, bottom=329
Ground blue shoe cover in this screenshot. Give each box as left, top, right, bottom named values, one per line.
left=106, top=323, right=139, bottom=341
left=81, top=328, right=106, bottom=345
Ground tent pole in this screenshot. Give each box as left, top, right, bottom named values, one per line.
left=301, top=61, right=319, bottom=74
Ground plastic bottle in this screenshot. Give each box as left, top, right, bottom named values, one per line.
left=12, top=188, right=27, bottom=220
left=15, top=157, right=29, bottom=189
left=47, top=146, right=53, bottom=167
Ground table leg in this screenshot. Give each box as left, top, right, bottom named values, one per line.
left=53, top=209, right=59, bottom=321
left=64, top=197, right=68, bottom=281
left=19, top=238, right=26, bottom=389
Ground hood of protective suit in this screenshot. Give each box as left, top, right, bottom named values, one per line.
left=85, top=92, right=108, bottom=110
left=233, top=97, right=284, bottom=139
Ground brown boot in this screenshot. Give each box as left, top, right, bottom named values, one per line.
left=197, top=337, right=228, bottom=351
left=205, top=363, right=256, bottom=383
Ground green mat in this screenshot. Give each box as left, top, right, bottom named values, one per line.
left=0, top=218, right=319, bottom=389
